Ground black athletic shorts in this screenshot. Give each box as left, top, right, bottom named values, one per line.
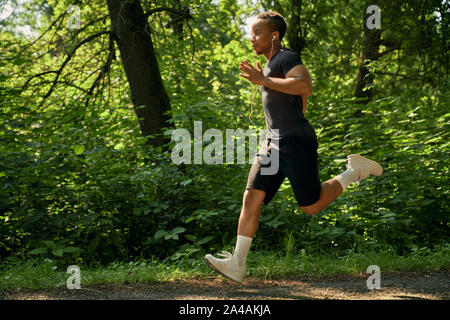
left=246, top=136, right=321, bottom=207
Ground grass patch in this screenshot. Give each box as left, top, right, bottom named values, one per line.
left=0, top=258, right=67, bottom=290
left=247, top=247, right=450, bottom=279
left=1, top=246, right=448, bottom=291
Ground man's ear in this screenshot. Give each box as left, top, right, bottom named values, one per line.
left=273, top=31, right=280, bottom=41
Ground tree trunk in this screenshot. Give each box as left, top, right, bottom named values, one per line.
left=287, top=0, right=306, bottom=56
left=106, top=0, right=171, bottom=147
left=355, top=2, right=382, bottom=105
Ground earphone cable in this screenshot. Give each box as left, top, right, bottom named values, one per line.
left=249, top=37, right=275, bottom=126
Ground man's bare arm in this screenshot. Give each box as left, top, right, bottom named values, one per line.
left=239, top=61, right=312, bottom=98
left=261, top=65, right=312, bottom=97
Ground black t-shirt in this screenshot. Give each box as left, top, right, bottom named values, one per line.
left=260, top=47, right=316, bottom=140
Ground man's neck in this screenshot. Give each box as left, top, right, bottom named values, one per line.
left=264, top=43, right=281, bottom=62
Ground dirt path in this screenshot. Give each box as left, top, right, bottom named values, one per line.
left=2, top=271, right=448, bottom=300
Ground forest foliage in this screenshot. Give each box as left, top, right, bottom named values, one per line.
left=0, top=0, right=448, bottom=266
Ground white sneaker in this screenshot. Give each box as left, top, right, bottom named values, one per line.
left=346, top=154, right=383, bottom=185
left=204, top=251, right=246, bottom=283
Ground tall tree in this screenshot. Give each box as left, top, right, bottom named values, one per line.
left=263, top=0, right=310, bottom=57
left=106, top=0, right=170, bottom=147
left=354, top=0, right=448, bottom=104
left=354, top=1, right=382, bottom=105
left=20, top=1, right=192, bottom=148
left=286, top=0, right=306, bottom=56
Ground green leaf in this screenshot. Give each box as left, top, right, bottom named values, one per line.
left=42, top=240, right=56, bottom=248
left=197, top=236, right=214, bottom=245
left=171, top=226, right=186, bottom=235
left=114, top=142, right=125, bottom=150
left=165, top=234, right=179, bottom=240
left=62, top=247, right=81, bottom=253
left=154, top=229, right=167, bottom=240
left=73, top=145, right=85, bottom=155
left=29, top=248, right=47, bottom=255
left=280, top=200, right=289, bottom=214
left=14, top=57, right=26, bottom=66
left=52, top=248, right=64, bottom=257
left=89, top=236, right=100, bottom=252
left=421, top=199, right=434, bottom=206
left=180, top=179, right=192, bottom=186
left=185, top=234, right=197, bottom=242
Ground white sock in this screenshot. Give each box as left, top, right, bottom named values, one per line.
left=233, top=235, right=252, bottom=266
left=334, top=168, right=359, bottom=190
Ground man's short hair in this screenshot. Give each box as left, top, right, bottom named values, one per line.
left=257, top=11, right=287, bottom=41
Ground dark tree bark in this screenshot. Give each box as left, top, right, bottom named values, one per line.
left=168, top=0, right=184, bottom=40
left=355, top=2, right=382, bottom=105
left=286, top=0, right=306, bottom=56
left=106, top=0, right=172, bottom=148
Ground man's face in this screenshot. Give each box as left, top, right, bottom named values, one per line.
left=250, top=19, right=274, bottom=55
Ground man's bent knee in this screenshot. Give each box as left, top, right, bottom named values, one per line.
left=300, top=203, right=321, bottom=215
left=243, top=188, right=266, bottom=208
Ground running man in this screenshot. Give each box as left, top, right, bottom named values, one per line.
left=204, top=11, right=383, bottom=283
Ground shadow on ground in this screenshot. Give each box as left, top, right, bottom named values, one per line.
left=1, top=271, right=448, bottom=300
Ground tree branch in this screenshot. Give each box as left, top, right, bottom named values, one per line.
left=143, top=6, right=192, bottom=20
left=14, top=11, right=68, bottom=59
left=22, top=70, right=58, bottom=90
left=25, top=79, right=90, bottom=94
left=378, top=46, right=401, bottom=58
left=374, top=71, right=420, bottom=81
left=29, top=30, right=112, bottom=108
left=84, top=34, right=115, bottom=107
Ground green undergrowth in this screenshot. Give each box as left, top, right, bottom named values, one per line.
left=0, top=246, right=448, bottom=291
